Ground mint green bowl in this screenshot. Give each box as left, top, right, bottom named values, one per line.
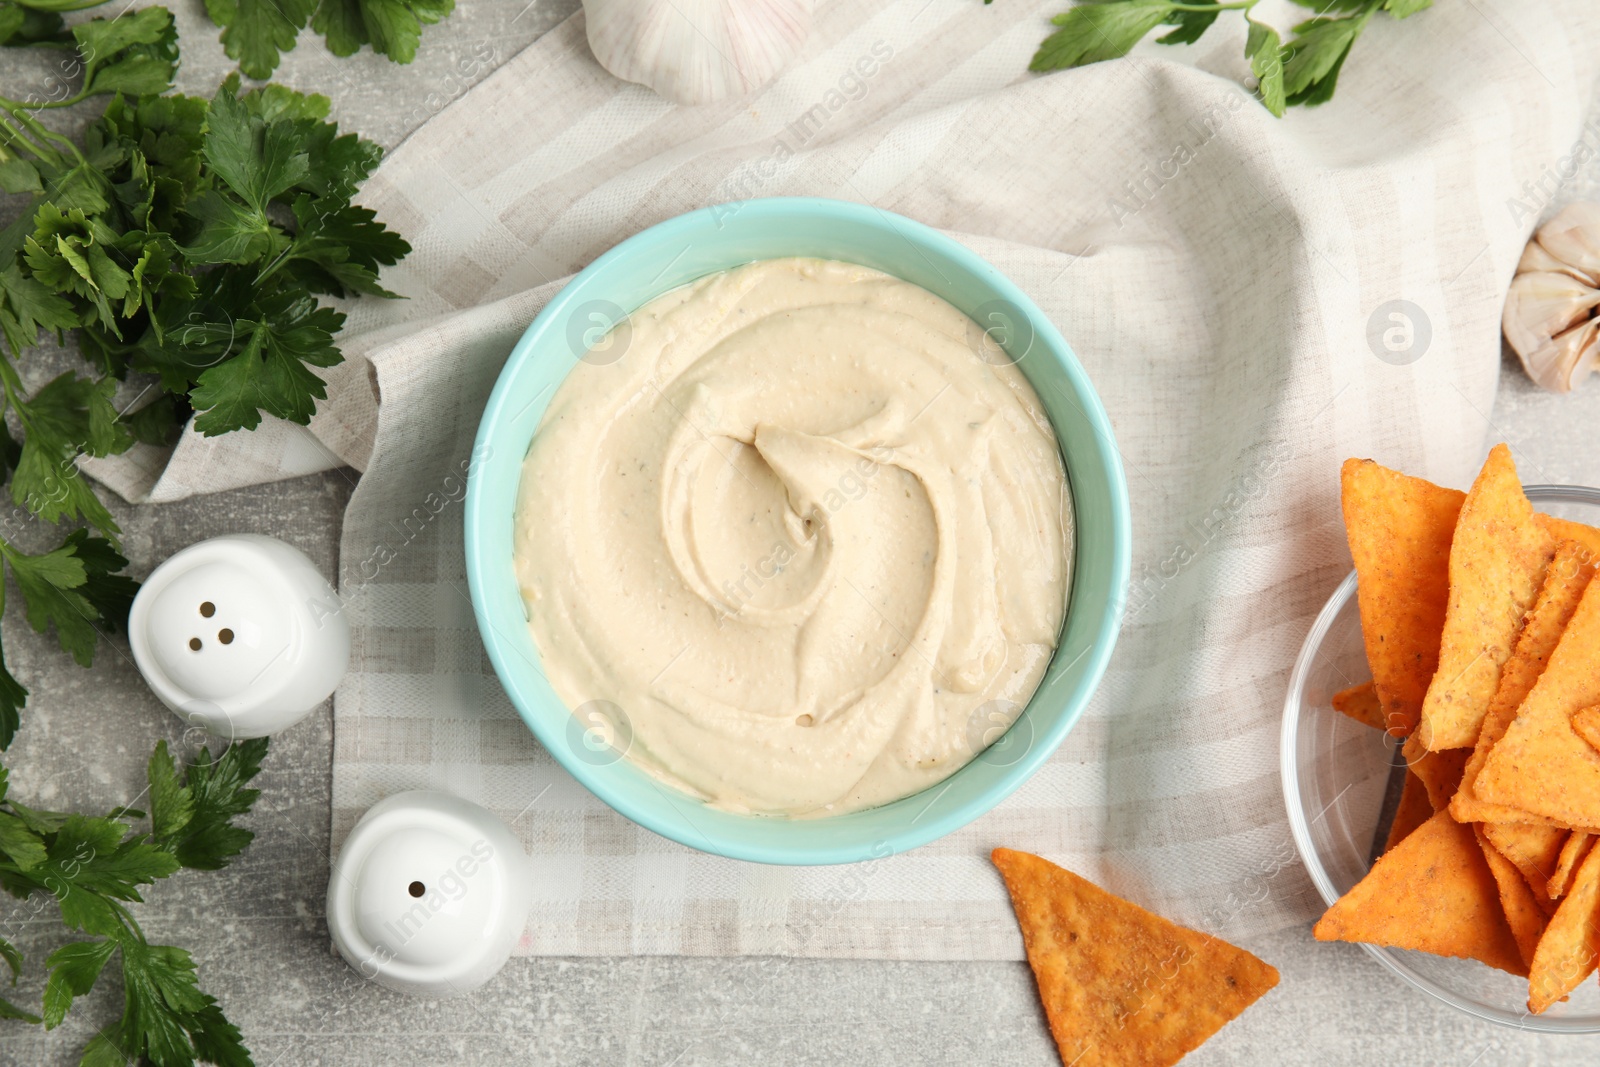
left=465, top=197, right=1130, bottom=865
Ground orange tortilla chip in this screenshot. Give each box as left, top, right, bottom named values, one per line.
left=1418, top=445, right=1556, bottom=751
left=992, top=848, right=1279, bottom=1067
left=1384, top=770, right=1434, bottom=854
left=1314, top=811, right=1527, bottom=977
left=1341, top=459, right=1464, bottom=737
left=1478, top=573, right=1600, bottom=828
left=1475, top=825, right=1551, bottom=969
left=1528, top=839, right=1600, bottom=1013
left=1332, top=682, right=1386, bottom=731
left=1482, top=822, right=1564, bottom=914
left=1540, top=515, right=1600, bottom=561
left=1452, top=542, right=1597, bottom=825
left=1573, top=705, right=1600, bottom=756
left=1401, top=734, right=1469, bottom=811
left=1550, top=832, right=1595, bottom=901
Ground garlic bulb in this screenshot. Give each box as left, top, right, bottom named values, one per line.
left=584, top=0, right=814, bottom=106
left=1504, top=203, right=1600, bottom=393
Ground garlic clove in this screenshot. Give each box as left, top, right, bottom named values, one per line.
left=1516, top=316, right=1600, bottom=394
left=1534, top=202, right=1600, bottom=280
left=1501, top=270, right=1600, bottom=360
left=584, top=0, right=814, bottom=106
left=1518, top=239, right=1598, bottom=286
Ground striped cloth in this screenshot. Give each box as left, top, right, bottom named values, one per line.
left=297, top=1, right=1600, bottom=958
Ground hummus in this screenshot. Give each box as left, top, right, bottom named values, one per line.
left=513, top=257, right=1073, bottom=816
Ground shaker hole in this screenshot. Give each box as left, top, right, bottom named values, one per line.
left=218, top=628, right=234, bottom=645
left=199, top=602, right=215, bottom=618
left=188, top=637, right=202, bottom=651
left=796, top=714, right=814, bottom=728
left=408, top=881, right=425, bottom=898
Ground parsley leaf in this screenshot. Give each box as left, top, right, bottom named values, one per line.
left=312, top=0, right=454, bottom=64
left=1158, top=0, right=1219, bottom=46
left=149, top=738, right=265, bottom=869
left=1030, top=1, right=1172, bottom=71
left=205, top=0, right=316, bottom=80
left=72, top=7, right=180, bottom=102
left=1246, top=17, right=1286, bottom=118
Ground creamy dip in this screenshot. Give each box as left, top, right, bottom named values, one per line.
left=513, top=257, right=1073, bottom=816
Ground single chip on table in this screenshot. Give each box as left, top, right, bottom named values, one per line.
left=1340, top=459, right=1464, bottom=737
left=1573, top=704, right=1600, bottom=756
left=1549, top=832, right=1595, bottom=901
left=1314, top=811, right=1527, bottom=977
left=1482, top=822, right=1564, bottom=915
left=1384, top=770, right=1434, bottom=854
left=1478, top=573, right=1600, bottom=829
left=1452, top=541, right=1597, bottom=826
left=1332, top=681, right=1386, bottom=731
left=1475, top=825, right=1551, bottom=969
left=1418, top=444, right=1556, bottom=751
left=992, top=848, right=1279, bottom=1067
left=1528, top=838, right=1600, bottom=1014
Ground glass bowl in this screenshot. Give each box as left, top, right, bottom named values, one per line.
left=1281, top=483, right=1600, bottom=1032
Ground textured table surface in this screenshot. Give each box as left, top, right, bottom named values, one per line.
left=3, top=3, right=1600, bottom=1064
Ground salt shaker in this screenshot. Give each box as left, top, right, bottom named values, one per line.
left=128, top=534, right=350, bottom=739
left=326, top=791, right=533, bottom=996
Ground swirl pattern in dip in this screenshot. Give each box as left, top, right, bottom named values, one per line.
left=514, top=257, right=1073, bottom=816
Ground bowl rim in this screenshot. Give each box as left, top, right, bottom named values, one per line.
left=1280, top=483, right=1600, bottom=1032
left=465, top=196, right=1131, bottom=864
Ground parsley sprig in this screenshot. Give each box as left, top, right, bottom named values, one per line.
left=0, top=739, right=268, bottom=1065
left=207, top=0, right=456, bottom=79
left=1019, top=0, right=1434, bottom=115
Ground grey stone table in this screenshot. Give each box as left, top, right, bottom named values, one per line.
left=3, top=4, right=1600, bottom=1064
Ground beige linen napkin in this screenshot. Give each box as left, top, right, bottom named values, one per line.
left=129, top=1, right=1600, bottom=957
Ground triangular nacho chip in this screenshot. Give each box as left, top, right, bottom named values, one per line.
left=1475, top=825, right=1551, bottom=969
left=1384, top=769, right=1434, bottom=854
left=1528, top=839, right=1600, bottom=1014
left=1332, top=681, right=1386, bottom=731
left=1401, top=734, right=1469, bottom=810
left=1418, top=445, right=1557, bottom=751
left=1452, top=541, right=1597, bottom=825
left=1550, top=832, right=1595, bottom=901
left=1478, top=574, right=1600, bottom=828
left=1482, top=822, right=1564, bottom=914
left=1573, top=705, right=1600, bottom=756
left=1314, top=811, right=1527, bottom=976
left=992, top=848, right=1279, bottom=1067
left=1541, top=515, right=1600, bottom=560
left=1341, top=459, right=1464, bottom=737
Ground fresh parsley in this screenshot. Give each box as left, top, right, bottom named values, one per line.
left=208, top=0, right=456, bottom=79
left=0, top=739, right=268, bottom=1065
left=0, top=13, right=406, bottom=748
left=1017, top=0, right=1433, bottom=116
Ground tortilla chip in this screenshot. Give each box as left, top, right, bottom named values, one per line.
left=1418, top=445, right=1557, bottom=751
left=1401, top=733, right=1469, bottom=810
left=1573, top=705, right=1600, bottom=756
left=1550, top=832, right=1595, bottom=901
left=1482, top=822, right=1564, bottom=914
left=1528, top=839, right=1600, bottom=1013
left=1314, top=811, right=1527, bottom=977
left=992, top=848, right=1279, bottom=1067
left=1477, top=573, right=1600, bottom=828
left=1475, top=825, right=1551, bottom=969
left=1384, top=770, right=1434, bottom=854
left=1332, top=681, right=1386, bottom=731
left=1341, top=459, right=1464, bottom=737
left=1540, top=515, right=1600, bottom=561
left=1452, top=542, right=1597, bottom=825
